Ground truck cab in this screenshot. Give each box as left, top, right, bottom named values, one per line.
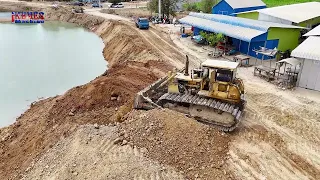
left=135, top=18, right=149, bottom=29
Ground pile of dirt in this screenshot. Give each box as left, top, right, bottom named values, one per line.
left=0, top=4, right=173, bottom=179
left=47, top=61, right=172, bottom=124
left=101, top=8, right=151, bottom=18
left=119, top=109, right=234, bottom=179
left=22, top=124, right=184, bottom=180
left=99, top=21, right=164, bottom=67
left=20, top=109, right=233, bottom=180
left=0, top=3, right=233, bottom=180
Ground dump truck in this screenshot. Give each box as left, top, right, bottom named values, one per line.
left=134, top=56, right=246, bottom=132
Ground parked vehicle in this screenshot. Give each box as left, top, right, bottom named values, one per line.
left=92, top=3, right=103, bottom=8
left=109, top=3, right=124, bottom=8
left=50, top=2, right=59, bottom=9
left=135, top=18, right=149, bottom=29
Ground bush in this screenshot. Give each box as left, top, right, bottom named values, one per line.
left=200, top=31, right=225, bottom=47
left=199, top=0, right=217, bottom=13
left=183, top=0, right=218, bottom=13
left=182, top=3, right=199, bottom=11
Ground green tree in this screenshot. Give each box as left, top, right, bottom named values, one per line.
left=182, top=3, right=200, bottom=11
left=147, top=0, right=179, bottom=17
left=199, top=0, right=218, bottom=13
left=147, top=0, right=158, bottom=13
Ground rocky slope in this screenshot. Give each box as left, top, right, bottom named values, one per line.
left=0, top=3, right=171, bottom=179
left=0, top=3, right=231, bottom=180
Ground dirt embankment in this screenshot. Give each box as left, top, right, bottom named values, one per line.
left=0, top=3, right=232, bottom=180
left=101, top=8, right=151, bottom=19
left=0, top=4, right=173, bottom=179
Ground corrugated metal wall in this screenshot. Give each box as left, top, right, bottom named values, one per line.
left=298, top=59, right=320, bottom=91
left=267, top=27, right=300, bottom=52
left=236, top=12, right=259, bottom=20
left=193, top=25, right=280, bottom=60
left=258, top=13, right=292, bottom=25
left=212, top=0, right=234, bottom=15
left=234, top=6, right=266, bottom=14
left=212, top=1, right=266, bottom=15
left=193, top=27, right=201, bottom=35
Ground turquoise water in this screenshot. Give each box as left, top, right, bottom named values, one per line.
left=0, top=12, right=11, bottom=17
left=0, top=21, right=107, bottom=127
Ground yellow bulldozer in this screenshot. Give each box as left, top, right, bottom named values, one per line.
left=134, top=55, right=246, bottom=131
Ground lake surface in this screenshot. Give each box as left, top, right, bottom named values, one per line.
left=0, top=21, right=107, bottom=127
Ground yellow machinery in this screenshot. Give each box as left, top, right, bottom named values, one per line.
left=134, top=56, right=245, bottom=131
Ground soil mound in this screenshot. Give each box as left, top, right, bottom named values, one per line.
left=120, top=109, right=233, bottom=179
left=0, top=5, right=172, bottom=179
left=22, top=125, right=184, bottom=180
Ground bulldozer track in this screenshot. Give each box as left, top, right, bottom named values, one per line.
left=157, top=93, right=245, bottom=132
left=102, top=138, right=184, bottom=180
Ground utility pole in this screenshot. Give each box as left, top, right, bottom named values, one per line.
left=158, top=0, right=161, bottom=19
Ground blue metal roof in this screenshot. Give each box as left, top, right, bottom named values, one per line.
left=179, top=16, right=266, bottom=42
left=189, top=12, right=305, bottom=31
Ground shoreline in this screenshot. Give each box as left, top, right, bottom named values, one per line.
left=0, top=3, right=171, bottom=129
left=0, top=18, right=108, bottom=129
left=0, top=2, right=174, bottom=179
left=2, top=2, right=320, bottom=180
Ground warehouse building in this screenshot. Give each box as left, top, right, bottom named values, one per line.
left=212, top=0, right=266, bottom=15
left=292, top=25, right=320, bottom=91
left=304, top=24, right=320, bottom=37
left=236, top=2, right=320, bottom=28
left=179, top=12, right=304, bottom=59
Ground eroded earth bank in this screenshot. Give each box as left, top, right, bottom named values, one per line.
left=0, top=2, right=320, bottom=180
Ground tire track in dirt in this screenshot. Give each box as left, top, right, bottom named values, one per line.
left=246, top=92, right=320, bottom=145
left=149, top=27, right=199, bottom=68
left=134, top=27, right=185, bottom=68
left=22, top=125, right=184, bottom=180
left=228, top=91, right=320, bottom=179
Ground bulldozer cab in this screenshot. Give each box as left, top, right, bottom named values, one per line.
left=198, top=60, right=240, bottom=100
left=200, top=60, right=239, bottom=88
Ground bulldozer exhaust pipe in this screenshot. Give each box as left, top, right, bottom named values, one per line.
left=184, top=55, right=189, bottom=76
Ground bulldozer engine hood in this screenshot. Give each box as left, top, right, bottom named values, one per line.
left=175, top=73, right=202, bottom=82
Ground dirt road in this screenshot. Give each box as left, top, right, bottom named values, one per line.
left=86, top=9, right=188, bottom=68
left=168, top=29, right=320, bottom=179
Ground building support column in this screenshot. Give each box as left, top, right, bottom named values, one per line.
left=247, top=41, right=251, bottom=55
left=158, top=0, right=161, bottom=19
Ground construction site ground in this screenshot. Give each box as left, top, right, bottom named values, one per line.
left=0, top=1, right=320, bottom=180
